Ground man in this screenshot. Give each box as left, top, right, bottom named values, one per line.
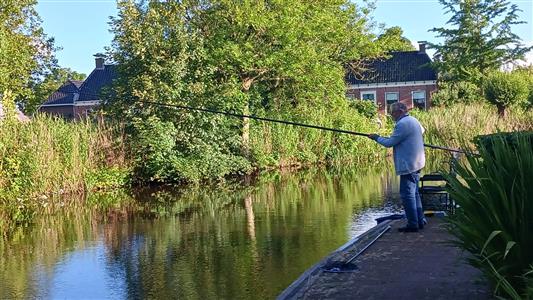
left=368, top=102, right=426, bottom=232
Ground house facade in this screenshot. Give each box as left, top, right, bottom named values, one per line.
left=39, top=56, right=116, bottom=119
left=346, top=42, right=437, bottom=114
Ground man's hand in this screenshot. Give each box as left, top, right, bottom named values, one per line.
left=368, top=134, right=380, bottom=141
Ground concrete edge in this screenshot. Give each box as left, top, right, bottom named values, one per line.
left=276, top=219, right=394, bottom=300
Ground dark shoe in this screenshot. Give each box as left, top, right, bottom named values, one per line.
left=419, top=219, right=428, bottom=229
left=398, top=226, right=419, bottom=233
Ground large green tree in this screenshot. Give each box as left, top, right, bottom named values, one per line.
left=375, top=26, right=415, bottom=52
left=197, top=0, right=383, bottom=154
left=0, top=0, right=57, bottom=107
left=429, top=0, right=532, bottom=83
left=108, top=0, right=383, bottom=140
left=107, top=0, right=395, bottom=181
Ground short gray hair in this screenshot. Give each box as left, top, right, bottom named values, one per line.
left=390, top=102, right=407, bottom=113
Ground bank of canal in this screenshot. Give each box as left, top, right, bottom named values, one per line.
left=1, top=168, right=403, bottom=299
left=279, top=218, right=491, bottom=299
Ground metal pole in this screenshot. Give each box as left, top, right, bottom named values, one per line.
left=139, top=101, right=469, bottom=154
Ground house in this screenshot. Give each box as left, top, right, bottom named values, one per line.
left=39, top=55, right=116, bottom=119
left=346, top=42, right=437, bottom=114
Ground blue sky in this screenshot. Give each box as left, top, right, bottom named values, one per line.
left=36, top=0, right=533, bottom=76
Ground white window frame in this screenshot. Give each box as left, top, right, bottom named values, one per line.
left=360, top=91, right=377, bottom=105
left=412, top=90, right=426, bottom=110
left=385, top=92, right=399, bottom=114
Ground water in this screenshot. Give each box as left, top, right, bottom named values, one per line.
left=0, top=168, right=402, bottom=299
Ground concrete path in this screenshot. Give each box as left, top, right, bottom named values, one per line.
left=285, top=218, right=492, bottom=300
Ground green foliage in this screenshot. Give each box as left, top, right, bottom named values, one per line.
left=106, top=0, right=399, bottom=183
left=85, top=167, right=129, bottom=191
left=474, top=131, right=533, bottom=155
left=429, top=0, right=532, bottom=83
left=249, top=103, right=384, bottom=169
left=0, top=0, right=58, bottom=105
left=431, top=81, right=482, bottom=107
left=483, top=71, right=529, bottom=116
left=513, top=66, right=533, bottom=110
left=375, top=26, right=416, bottom=52
left=349, top=99, right=378, bottom=119
left=446, top=133, right=533, bottom=298
left=129, top=116, right=180, bottom=183
left=0, top=114, right=128, bottom=228
left=410, top=103, right=533, bottom=156
left=22, top=67, right=85, bottom=114
left=128, top=115, right=250, bottom=183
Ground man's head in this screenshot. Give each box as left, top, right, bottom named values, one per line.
left=390, top=102, right=407, bottom=121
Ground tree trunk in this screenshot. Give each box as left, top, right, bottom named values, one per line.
left=241, top=77, right=254, bottom=158
left=242, top=102, right=250, bottom=157
left=497, top=105, right=506, bottom=118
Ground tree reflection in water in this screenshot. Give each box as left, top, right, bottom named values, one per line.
left=0, top=167, right=401, bottom=299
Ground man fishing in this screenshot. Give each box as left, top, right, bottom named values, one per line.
left=368, top=102, right=426, bottom=233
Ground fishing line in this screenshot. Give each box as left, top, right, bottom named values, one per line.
left=137, top=100, right=469, bottom=154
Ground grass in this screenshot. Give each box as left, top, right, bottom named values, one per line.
left=445, top=133, right=533, bottom=299
left=0, top=114, right=128, bottom=230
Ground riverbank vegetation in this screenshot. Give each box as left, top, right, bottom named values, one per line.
left=0, top=106, right=128, bottom=230
left=446, top=132, right=533, bottom=299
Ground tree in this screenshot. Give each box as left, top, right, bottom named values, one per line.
left=483, top=71, right=528, bottom=117
left=375, top=26, right=415, bottom=52
left=0, top=0, right=57, bottom=105
left=107, top=0, right=395, bottom=181
left=22, top=67, right=85, bottom=114
left=429, top=0, right=532, bottom=83
left=190, top=0, right=383, bottom=154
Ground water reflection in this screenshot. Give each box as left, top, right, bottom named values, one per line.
left=0, top=168, right=401, bottom=299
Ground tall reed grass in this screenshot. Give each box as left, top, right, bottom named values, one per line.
left=446, top=133, right=533, bottom=299
left=0, top=114, right=128, bottom=228
left=411, top=103, right=533, bottom=151
left=249, top=104, right=385, bottom=169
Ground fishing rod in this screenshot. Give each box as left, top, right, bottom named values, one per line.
left=138, top=100, right=468, bottom=154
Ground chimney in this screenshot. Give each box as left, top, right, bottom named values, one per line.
left=94, top=53, right=105, bottom=70
left=418, top=41, right=427, bottom=54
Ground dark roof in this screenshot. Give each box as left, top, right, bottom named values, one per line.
left=78, top=64, right=117, bottom=101
left=346, top=51, right=437, bottom=85
left=41, top=80, right=83, bottom=106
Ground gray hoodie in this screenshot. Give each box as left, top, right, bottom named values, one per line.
left=376, top=115, right=425, bottom=175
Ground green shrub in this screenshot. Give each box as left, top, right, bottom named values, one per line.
left=474, top=131, right=533, bottom=155
left=129, top=115, right=251, bottom=183
left=483, top=71, right=529, bottom=117
left=446, top=133, right=533, bottom=298
left=348, top=99, right=378, bottom=119
left=512, top=67, right=533, bottom=110
left=129, top=116, right=181, bottom=183
left=431, top=81, right=482, bottom=107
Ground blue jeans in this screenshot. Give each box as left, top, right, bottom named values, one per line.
left=399, top=171, right=426, bottom=228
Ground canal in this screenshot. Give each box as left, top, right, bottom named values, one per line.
left=1, top=168, right=402, bottom=299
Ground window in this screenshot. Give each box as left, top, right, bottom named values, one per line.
left=360, top=91, right=376, bottom=104
left=385, top=92, right=399, bottom=113
left=412, top=91, right=426, bottom=110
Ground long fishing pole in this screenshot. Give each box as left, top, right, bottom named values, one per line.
left=138, top=100, right=468, bottom=154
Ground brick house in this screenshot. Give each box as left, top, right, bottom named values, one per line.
left=39, top=56, right=116, bottom=119
left=346, top=42, right=437, bottom=114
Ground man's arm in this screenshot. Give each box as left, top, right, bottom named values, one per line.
left=375, top=121, right=408, bottom=148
